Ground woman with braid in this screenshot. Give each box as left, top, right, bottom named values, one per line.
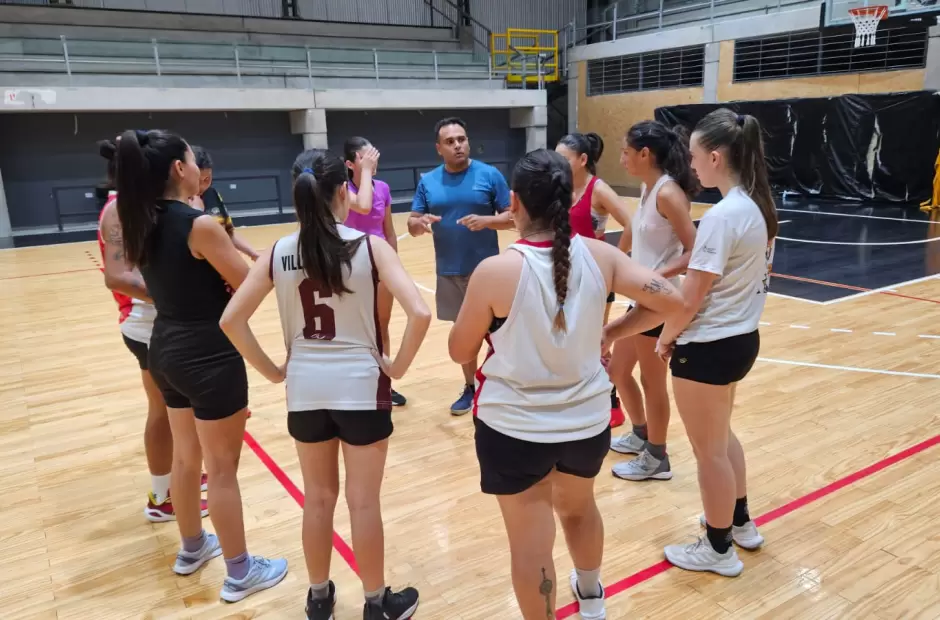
left=449, top=149, right=684, bottom=619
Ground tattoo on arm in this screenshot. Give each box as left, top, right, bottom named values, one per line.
left=106, top=223, right=123, bottom=247
left=642, top=277, right=668, bottom=295
left=539, top=568, right=554, bottom=619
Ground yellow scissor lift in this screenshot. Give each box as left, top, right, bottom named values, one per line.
left=490, top=28, right=559, bottom=86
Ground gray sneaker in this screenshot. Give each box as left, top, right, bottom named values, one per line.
left=220, top=555, right=289, bottom=603
left=610, top=432, right=645, bottom=455
left=172, top=533, right=222, bottom=576
left=612, top=450, right=673, bottom=481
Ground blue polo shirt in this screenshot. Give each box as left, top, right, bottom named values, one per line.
left=411, top=160, right=510, bottom=277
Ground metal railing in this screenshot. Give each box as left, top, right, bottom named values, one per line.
left=572, top=0, right=817, bottom=45
left=0, top=35, right=525, bottom=88
left=423, top=0, right=493, bottom=60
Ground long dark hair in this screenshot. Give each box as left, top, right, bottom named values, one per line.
left=95, top=138, right=117, bottom=208
left=115, top=129, right=191, bottom=267
left=626, top=120, right=700, bottom=198
left=511, top=149, right=573, bottom=332
left=558, top=132, right=604, bottom=175
left=694, top=109, right=778, bottom=239
left=342, top=136, right=370, bottom=181
left=290, top=149, right=364, bottom=296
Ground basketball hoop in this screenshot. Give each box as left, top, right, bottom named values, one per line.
left=848, top=5, right=888, bottom=48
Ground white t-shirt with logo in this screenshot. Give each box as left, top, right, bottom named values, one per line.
left=678, top=186, right=775, bottom=345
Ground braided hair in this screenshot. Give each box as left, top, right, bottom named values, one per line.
left=511, top=149, right=574, bottom=332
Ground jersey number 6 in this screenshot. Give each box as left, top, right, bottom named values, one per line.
left=299, top=279, right=336, bottom=340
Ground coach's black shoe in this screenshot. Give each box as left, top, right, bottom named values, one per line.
left=306, top=581, right=336, bottom=620
left=391, top=389, right=407, bottom=407
left=363, top=586, right=419, bottom=620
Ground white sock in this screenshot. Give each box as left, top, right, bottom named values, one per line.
left=576, top=567, right=602, bottom=598
left=151, top=474, right=171, bottom=503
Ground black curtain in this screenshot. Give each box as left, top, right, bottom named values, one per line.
left=655, top=91, right=940, bottom=203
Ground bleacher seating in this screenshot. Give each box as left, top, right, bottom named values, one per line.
left=0, top=3, right=498, bottom=89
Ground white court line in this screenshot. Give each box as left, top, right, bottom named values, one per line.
left=789, top=324, right=810, bottom=329
left=831, top=328, right=853, bottom=333
left=414, top=282, right=436, bottom=294
left=768, top=291, right=825, bottom=305
left=873, top=331, right=896, bottom=337
left=757, top=357, right=940, bottom=380
left=919, top=334, right=940, bottom=339
left=775, top=235, right=940, bottom=246
left=821, top=273, right=940, bottom=305
left=776, top=208, right=940, bottom=225
left=397, top=232, right=410, bottom=241
left=759, top=321, right=771, bottom=326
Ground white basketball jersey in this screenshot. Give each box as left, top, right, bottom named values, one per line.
left=632, top=174, right=683, bottom=289
left=474, top=235, right=613, bottom=443
left=270, top=225, right=391, bottom=412
left=120, top=300, right=156, bottom=345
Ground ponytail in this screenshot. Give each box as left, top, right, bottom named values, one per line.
left=625, top=120, right=699, bottom=198
left=113, top=128, right=191, bottom=267
left=115, top=129, right=156, bottom=267
left=291, top=149, right=363, bottom=297
left=739, top=115, right=778, bottom=240
left=694, top=108, right=779, bottom=240
left=510, top=149, right=574, bottom=333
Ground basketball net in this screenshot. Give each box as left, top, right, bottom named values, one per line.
left=849, top=5, right=888, bottom=47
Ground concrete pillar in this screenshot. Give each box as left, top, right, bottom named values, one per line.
left=510, top=105, right=549, bottom=152
left=925, top=25, right=940, bottom=90
left=567, top=61, right=579, bottom=134
left=289, top=109, right=328, bottom=151
left=703, top=42, right=720, bottom=104
left=0, top=168, right=12, bottom=249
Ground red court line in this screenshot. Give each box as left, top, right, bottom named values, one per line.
left=0, top=267, right=98, bottom=281
left=555, top=432, right=940, bottom=619
left=772, top=272, right=940, bottom=304
left=242, top=430, right=360, bottom=574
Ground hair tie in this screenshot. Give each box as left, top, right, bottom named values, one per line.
left=134, top=129, right=149, bottom=146
left=735, top=114, right=745, bottom=127
left=302, top=167, right=314, bottom=175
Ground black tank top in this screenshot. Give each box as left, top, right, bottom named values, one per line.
left=140, top=200, right=233, bottom=324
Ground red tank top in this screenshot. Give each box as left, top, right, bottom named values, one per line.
left=569, top=176, right=600, bottom=239
left=97, top=192, right=133, bottom=324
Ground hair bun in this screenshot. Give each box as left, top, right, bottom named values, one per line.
left=134, top=129, right=150, bottom=146
left=97, top=139, right=116, bottom=161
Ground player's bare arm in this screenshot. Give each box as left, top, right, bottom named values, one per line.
left=100, top=202, right=151, bottom=301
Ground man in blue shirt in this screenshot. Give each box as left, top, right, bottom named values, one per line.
left=408, top=117, right=512, bottom=415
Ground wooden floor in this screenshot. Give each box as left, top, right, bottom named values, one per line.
left=2, top=203, right=940, bottom=619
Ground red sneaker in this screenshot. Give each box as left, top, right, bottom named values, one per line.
left=144, top=492, right=210, bottom=523
left=200, top=473, right=208, bottom=492
left=610, top=394, right=626, bottom=428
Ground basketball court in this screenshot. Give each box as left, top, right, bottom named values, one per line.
left=1, top=189, right=938, bottom=618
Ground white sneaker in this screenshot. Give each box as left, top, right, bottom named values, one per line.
left=664, top=536, right=743, bottom=577
left=220, top=555, right=289, bottom=603
left=698, top=514, right=764, bottom=550
left=612, top=450, right=673, bottom=481
left=172, top=533, right=222, bottom=575
left=610, top=432, right=645, bottom=455
left=569, top=569, right=606, bottom=620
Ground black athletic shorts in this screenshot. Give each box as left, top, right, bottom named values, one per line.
left=288, top=409, right=393, bottom=445
left=628, top=304, right=664, bottom=338
left=122, top=334, right=149, bottom=371
left=670, top=330, right=760, bottom=386
left=474, top=417, right=611, bottom=495
left=148, top=320, right=248, bottom=421
left=606, top=291, right=616, bottom=304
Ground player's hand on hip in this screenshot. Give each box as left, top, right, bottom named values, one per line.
left=457, top=214, right=488, bottom=231
left=372, top=349, right=404, bottom=380
left=655, top=337, right=674, bottom=363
